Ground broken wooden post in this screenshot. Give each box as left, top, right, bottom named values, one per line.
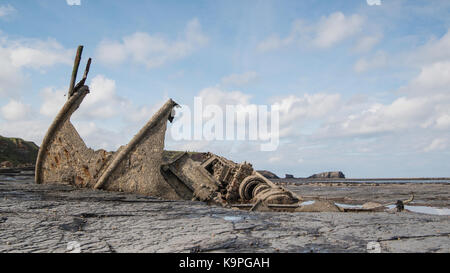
left=68, top=45, right=83, bottom=98
left=74, top=58, right=91, bottom=90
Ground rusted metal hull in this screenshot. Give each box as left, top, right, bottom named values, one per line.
left=35, top=45, right=301, bottom=209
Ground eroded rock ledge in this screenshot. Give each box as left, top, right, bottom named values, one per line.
left=1, top=177, right=448, bottom=253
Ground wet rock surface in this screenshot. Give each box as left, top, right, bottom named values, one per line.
left=282, top=181, right=450, bottom=208
left=0, top=176, right=449, bottom=253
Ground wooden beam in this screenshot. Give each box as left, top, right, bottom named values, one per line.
left=73, top=57, right=92, bottom=90
left=68, top=45, right=83, bottom=98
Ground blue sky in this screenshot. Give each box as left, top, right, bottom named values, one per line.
left=1, top=0, right=449, bottom=178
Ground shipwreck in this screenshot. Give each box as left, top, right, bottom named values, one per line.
left=35, top=46, right=301, bottom=210
left=35, top=46, right=414, bottom=213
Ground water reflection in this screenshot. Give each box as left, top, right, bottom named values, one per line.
left=302, top=201, right=450, bottom=215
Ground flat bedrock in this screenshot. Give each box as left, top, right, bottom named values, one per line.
left=0, top=177, right=449, bottom=253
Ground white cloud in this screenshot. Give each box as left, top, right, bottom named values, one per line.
left=8, top=39, right=72, bottom=69
left=71, top=121, right=127, bottom=151
left=96, top=18, right=208, bottom=68
left=313, top=12, right=364, bottom=48
left=424, top=138, right=448, bottom=152
left=268, top=156, right=282, bottom=163
left=0, top=4, right=15, bottom=19
left=39, top=87, right=66, bottom=117
left=96, top=41, right=127, bottom=65
left=353, top=34, right=382, bottom=53
left=356, top=29, right=450, bottom=92
left=408, top=61, right=450, bottom=92
left=257, top=12, right=365, bottom=51
left=354, top=51, right=387, bottom=73
left=195, top=87, right=342, bottom=139
left=366, top=0, right=381, bottom=6
left=198, top=87, right=251, bottom=107
left=0, top=50, right=24, bottom=97
left=66, top=0, right=81, bottom=6
left=435, top=114, right=450, bottom=130
left=321, top=63, right=450, bottom=138
left=40, top=75, right=128, bottom=120
left=257, top=34, right=285, bottom=52
left=321, top=97, right=434, bottom=136
left=272, top=93, right=341, bottom=137
left=1, top=99, right=30, bottom=121
left=257, top=20, right=311, bottom=52
left=74, top=75, right=128, bottom=119
left=274, top=93, right=341, bottom=121
left=221, top=71, right=258, bottom=86
left=0, top=34, right=73, bottom=96
left=0, top=119, right=49, bottom=145
left=254, top=33, right=450, bottom=157
left=84, top=75, right=117, bottom=107
left=408, top=29, right=450, bottom=66
left=125, top=105, right=158, bottom=123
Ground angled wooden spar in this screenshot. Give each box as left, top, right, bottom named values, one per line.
left=35, top=86, right=90, bottom=184
left=68, top=45, right=84, bottom=98
left=35, top=45, right=93, bottom=184
left=74, top=57, right=91, bottom=90
left=94, top=99, right=178, bottom=190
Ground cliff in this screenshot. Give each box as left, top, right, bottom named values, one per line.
left=0, top=135, right=39, bottom=167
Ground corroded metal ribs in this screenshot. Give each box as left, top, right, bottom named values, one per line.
left=35, top=45, right=300, bottom=209
left=161, top=152, right=301, bottom=206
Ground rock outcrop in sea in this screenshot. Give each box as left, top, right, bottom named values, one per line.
left=257, top=170, right=279, bottom=179
left=308, top=171, right=345, bottom=179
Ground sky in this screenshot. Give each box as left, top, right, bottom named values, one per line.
left=0, top=0, right=449, bottom=178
